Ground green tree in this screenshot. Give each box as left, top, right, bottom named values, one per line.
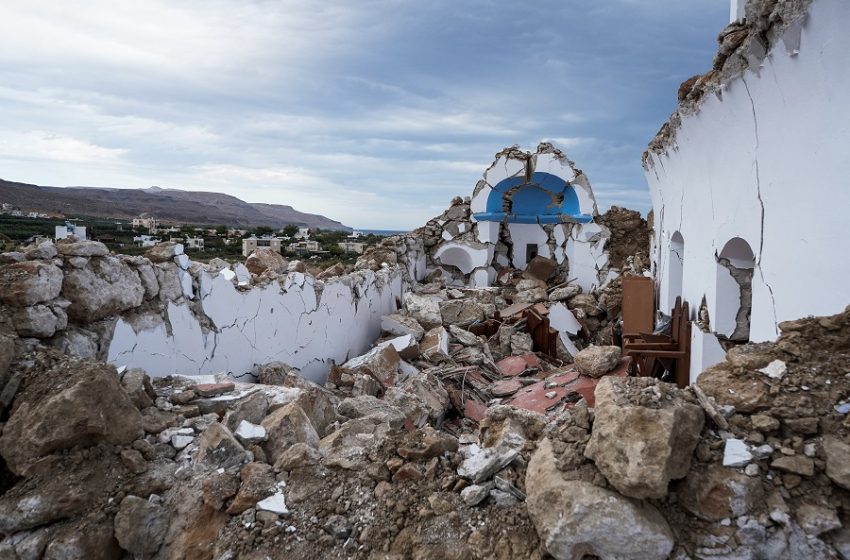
left=281, top=224, right=299, bottom=237
left=253, top=226, right=274, bottom=237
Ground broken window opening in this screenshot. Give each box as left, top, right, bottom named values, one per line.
left=714, top=237, right=755, bottom=343
left=667, top=231, right=685, bottom=311
left=526, top=244, right=538, bottom=264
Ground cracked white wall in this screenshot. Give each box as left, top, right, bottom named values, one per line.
left=646, top=0, right=850, bottom=379
left=107, top=268, right=406, bottom=383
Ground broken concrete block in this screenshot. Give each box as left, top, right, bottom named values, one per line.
left=380, top=313, right=425, bottom=341
left=574, top=345, right=621, bottom=377
left=584, top=377, right=704, bottom=499
left=527, top=438, right=674, bottom=560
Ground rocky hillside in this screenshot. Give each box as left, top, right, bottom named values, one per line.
left=0, top=179, right=351, bottom=230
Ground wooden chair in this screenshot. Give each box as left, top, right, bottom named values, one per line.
left=624, top=297, right=691, bottom=388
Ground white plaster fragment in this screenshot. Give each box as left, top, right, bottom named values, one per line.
left=723, top=438, right=753, bottom=467
left=174, top=254, right=190, bottom=270
left=256, top=492, right=289, bottom=516
left=758, top=359, right=787, bottom=380
left=235, top=420, right=267, bottom=444
left=549, top=303, right=581, bottom=336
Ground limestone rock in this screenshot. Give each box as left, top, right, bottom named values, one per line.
left=121, top=368, right=156, bottom=410
left=227, top=462, right=276, bottom=514
left=569, top=293, right=603, bottom=317
left=584, top=377, right=704, bottom=499
left=549, top=285, right=581, bottom=302
left=439, top=299, right=485, bottom=326
left=679, top=464, right=764, bottom=521
left=256, top=361, right=299, bottom=385
left=381, top=313, right=425, bottom=341
left=771, top=455, right=814, bottom=477
left=25, top=240, right=58, bottom=260
left=574, top=345, right=621, bottom=377
left=43, top=520, right=121, bottom=560
left=403, top=292, right=444, bottom=329
left=195, top=422, right=249, bottom=471
left=342, top=344, right=400, bottom=384
left=56, top=240, right=109, bottom=257
left=338, top=395, right=405, bottom=427
left=61, top=255, right=145, bottom=322
left=822, top=436, right=850, bottom=490
left=145, top=242, right=183, bottom=264
left=525, top=256, right=558, bottom=282
left=420, top=326, right=450, bottom=359
left=261, top=402, right=320, bottom=464
left=0, top=355, right=143, bottom=475
left=113, top=495, right=169, bottom=556
left=245, top=248, right=287, bottom=275
left=12, top=304, right=67, bottom=337
left=0, top=261, right=63, bottom=306
left=234, top=420, right=267, bottom=445
left=696, top=364, right=769, bottom=413
left=527, top=438, right=674, bottom=560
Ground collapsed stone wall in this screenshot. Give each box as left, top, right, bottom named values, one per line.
left=0, top=237, right=427, bottom=385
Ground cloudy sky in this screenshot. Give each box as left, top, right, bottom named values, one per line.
left=0, top=1, right=727, bottom=230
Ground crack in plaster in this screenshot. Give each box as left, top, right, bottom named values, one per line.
left=742, top=76, right=779, bottom=335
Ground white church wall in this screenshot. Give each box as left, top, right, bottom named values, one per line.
left=647, top=0, right=850, bottom=356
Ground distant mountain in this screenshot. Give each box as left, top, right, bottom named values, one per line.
left=0, top=179, right=351, bottom=231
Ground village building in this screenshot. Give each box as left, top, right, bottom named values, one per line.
left=54, top=222, right=87, bottom=241
left=337, top=240, right=366, bottom=254
left=242, top=235, right=283, bottom=257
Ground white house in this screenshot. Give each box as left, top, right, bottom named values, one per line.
left=134, top=235, right=161, bottom=248
left=55, top=222, right=87, bottom=241
left=644, top=0, right=850, bottom=382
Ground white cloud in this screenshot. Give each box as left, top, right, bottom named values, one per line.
left=0, top=131, right=126, bottom=163
left=0, top=0, right=726, bottom=229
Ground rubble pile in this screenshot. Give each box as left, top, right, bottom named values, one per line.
left=0, top=296, right=848, bottom=558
